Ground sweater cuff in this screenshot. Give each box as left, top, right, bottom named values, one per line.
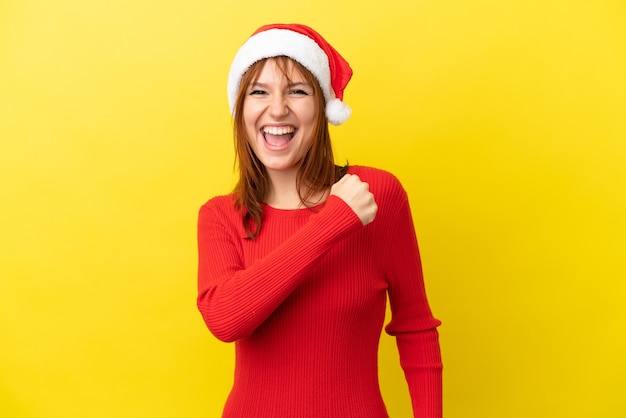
left=321, top=194, right=363, bottom=233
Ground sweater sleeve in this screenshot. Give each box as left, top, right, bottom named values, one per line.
left=383, top=188, right=442, bottom=418
left=197, top=195, right=362, bottom=342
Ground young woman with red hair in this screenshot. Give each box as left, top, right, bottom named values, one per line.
left=197, top=23, right=442, bottom=418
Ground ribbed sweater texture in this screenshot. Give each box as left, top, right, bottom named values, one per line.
left=197, top=166, right=442, bottom=418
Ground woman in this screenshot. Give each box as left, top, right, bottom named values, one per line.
left=197, top=23, right=442, bottom=418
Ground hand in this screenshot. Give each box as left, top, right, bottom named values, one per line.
left=330, top=174, right=378, bottom=225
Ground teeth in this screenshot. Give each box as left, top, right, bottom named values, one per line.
left=263, top=126, right=295, bottom=135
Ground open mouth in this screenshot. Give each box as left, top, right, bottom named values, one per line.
left=262, top=125, right=296, bottom=149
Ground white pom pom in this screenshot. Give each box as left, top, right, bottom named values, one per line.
left=325, top=98, right=352, bottom=125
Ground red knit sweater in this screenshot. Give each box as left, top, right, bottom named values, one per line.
left=197, top=166, right=442, bottom=418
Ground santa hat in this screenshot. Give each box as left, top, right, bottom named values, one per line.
left=227, top=23, right=353, bottom=125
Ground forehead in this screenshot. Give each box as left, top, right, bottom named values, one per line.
left=253, top=57, right=308, bottom=82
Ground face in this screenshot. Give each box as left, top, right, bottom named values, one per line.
left=242, top=58, right=318, bottom=176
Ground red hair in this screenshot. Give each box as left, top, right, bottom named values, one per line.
left=232, top=56, right=347, bottom=239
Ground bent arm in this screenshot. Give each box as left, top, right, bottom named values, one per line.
left=197, top=196, right=362, bottom=342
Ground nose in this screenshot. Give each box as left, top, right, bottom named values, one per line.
left=268, top=94, right=289, bottom=118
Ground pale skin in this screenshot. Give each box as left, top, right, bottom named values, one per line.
left=242, top=58, right=377, bottom=225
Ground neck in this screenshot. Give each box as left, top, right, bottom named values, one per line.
left=265, top=168, right=327, bottom=209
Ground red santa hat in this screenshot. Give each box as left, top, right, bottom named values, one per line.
left=227, top=23, right=353, bottom=125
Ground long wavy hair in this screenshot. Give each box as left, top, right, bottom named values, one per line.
left=232, top=56, right=347, bottom=239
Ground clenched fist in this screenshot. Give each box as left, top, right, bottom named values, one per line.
left=330, top=174, right=378, bottom=225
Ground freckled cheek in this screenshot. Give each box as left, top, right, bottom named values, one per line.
left=242, top=108, right=260, bottom=139
left=293, top=100, right=317, bottom=126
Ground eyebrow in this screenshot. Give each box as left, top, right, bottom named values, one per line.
left=287, top=82, right=313, bottom=89
left=248, top=81, right=313, bottom=89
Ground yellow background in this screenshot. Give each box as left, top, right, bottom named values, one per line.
left=1, top=0, right=625, bottom=417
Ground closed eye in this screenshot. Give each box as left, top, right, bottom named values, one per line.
left=288, top=82, right=313, bottom=96
left=288, top=89, right=310, bottom=95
